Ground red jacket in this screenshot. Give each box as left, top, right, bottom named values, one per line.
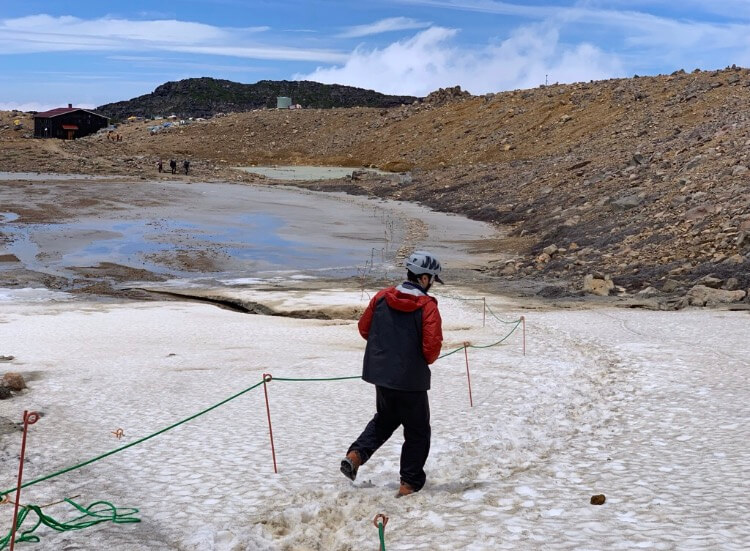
left=358, top=283, right=443, bottom=390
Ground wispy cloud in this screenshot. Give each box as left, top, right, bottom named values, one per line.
left=339, top=17, right=432, bottom=38
left=298, top=24, right=623, bottom=96
left=399, top=0, right=750, bottom=71
left=0, top=15, right=345, bottom=62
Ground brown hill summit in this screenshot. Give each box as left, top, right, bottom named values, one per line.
left=2, top=68, right=750, bottom=305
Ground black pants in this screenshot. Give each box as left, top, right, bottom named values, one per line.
left=348, top=386, right=431, bottom=491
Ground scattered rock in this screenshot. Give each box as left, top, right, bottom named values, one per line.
left=661, top=279, right=683, bottom=293
left=0, top=355, right=14, bottom=362
left=2, top=372, right=26, bottom=391
left=500, top=263, right=517, bottom=275
left=724, top=277, right=740, bottom=291
left=590, top=494, right=606, bottom=505
left=583, top=274, right=614, bottom=296
left=686, top=285, right=747, bottom=306
left=536, top=252, right=551, bottom=263
left=542, top=244, right=558, bottom=256
left=684, top=205, right=716, bottom=221
left=611, top=195, right=644, bottom=210
left=637, top=286, right=660, bottom=298
left=696, top=275, right=723, bottom=289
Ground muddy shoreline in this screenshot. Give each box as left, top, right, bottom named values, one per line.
left=3, top=174, right=739, bottom=311
left=1, top=175, right=547, bottom=304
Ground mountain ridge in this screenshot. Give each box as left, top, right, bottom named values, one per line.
left=96, top=77, right=420, bottom=119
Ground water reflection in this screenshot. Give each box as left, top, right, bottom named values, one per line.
left=1, top=211, right=362, bottom=278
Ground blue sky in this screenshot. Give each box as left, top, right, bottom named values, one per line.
left=1, top=1, right=750, bottom=110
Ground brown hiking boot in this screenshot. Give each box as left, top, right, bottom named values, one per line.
left=340, top=450, right=362, bottom=481
left=396, top=481, right=416, bottom=497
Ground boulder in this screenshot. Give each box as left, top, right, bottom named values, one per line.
left=542, top=244, right=558, bottom=256
left=637, top=286, right=660, bottom=298
left=687, top=285, right=746, bottom=306
left=684, top=204, right=716, bottom=221
left=2, top=372, right=26, bottom=391
left=661, top=279, right=682, bottom=293
left=696, top=275, right=723, bottom=289
left=583, top=274, right=614, bottom=296
left=611, top=195, right=644, bottom=210
left=536, top=252, right=551, bottom=263
left=500, top=262, right=517, bottom=275
left=724, top=254, right=745, bottom=264
left=724, top=277, right=740, bottom=291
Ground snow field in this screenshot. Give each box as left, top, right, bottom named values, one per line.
left=0, top=290, right=748, bottom=550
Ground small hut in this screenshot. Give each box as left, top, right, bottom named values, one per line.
left=34, top=104, right=109, bottom=140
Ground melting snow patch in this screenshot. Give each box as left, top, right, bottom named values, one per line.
left=463, top=489, right=484, bottom=501
left=0, top=287, right=72, bottom=303
left=515, top=485, right=538, bottom=497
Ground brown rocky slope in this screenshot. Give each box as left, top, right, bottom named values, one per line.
left=2, top=69, right=750, bottom=307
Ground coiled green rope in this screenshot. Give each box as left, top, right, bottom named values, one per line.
left=0, top=498, right=139, bottom=550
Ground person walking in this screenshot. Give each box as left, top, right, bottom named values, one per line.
left=169, top=159, right=177, bottom=174
left=183, top=159, right=190, bottom=175
left=157, top=159, right=163, bottom=173
left=341, top=251, right=444, bottom=497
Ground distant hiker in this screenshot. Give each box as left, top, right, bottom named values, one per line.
left=183, top=160, right=190, bottom=175
left=341, top=251, right=444, bottom=497
left=157, top=160, right=163, bottom=173
left=169, top=159, right=177, bottom=174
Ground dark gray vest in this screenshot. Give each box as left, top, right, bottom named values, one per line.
left=362, top=297, right=431, bottom=391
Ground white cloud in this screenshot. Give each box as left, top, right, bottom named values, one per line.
left=0, top=15, right=344, bottom=62
left=297, top=24, right=624, bottom=96
left=0, top=101, right=61, bottom=112
left=399, top=0, right=750, bottom=74
left=339, top=17, right=432, bottom=38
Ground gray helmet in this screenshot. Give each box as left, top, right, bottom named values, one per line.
left=405, top=250, right=444, bottom=284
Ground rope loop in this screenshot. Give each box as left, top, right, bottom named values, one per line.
left=373, top=513, right=389, bottom=529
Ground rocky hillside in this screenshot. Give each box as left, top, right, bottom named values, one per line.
left=3, top=69, right=750, bottom=307
left=96, top=78, right=419, bottom=119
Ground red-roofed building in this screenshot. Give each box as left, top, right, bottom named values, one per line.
left=34, top=104, right=109, bottom=139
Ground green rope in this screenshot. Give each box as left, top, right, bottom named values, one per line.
left=484, top=302, right=522, bottom=324
left=0, top=498, right=139, bottom=550
left=271, top=376, right=362, bottom=382
left=437, top=320, right=521, bottom=359
left=432, top=292, right=485, bottom=302
left=1, top=309, right=521, bottom=499
left=378, top=520, right=386, bottom=550
left=0, top=379, right=265, bottom=498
